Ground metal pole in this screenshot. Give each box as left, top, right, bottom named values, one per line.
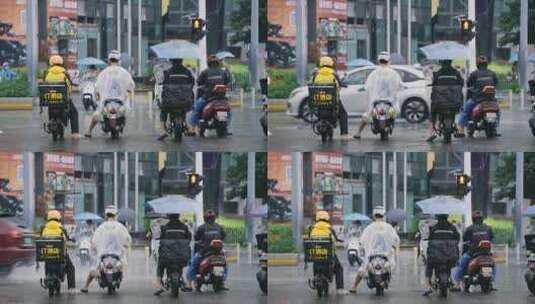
left=519, top=0, right=529, bottom=91
left=198, top=0, right=207, bottom=70
left=117, top=0, right=121, bottom=52
left=291, top=153, right=303, bottom=253
left=396, top=0, right=401, bottom=54
left=393, top=153, right=397, bottom=209
left=467, top=1, right=476, bottom=72
left=247, top=152, right=256, bottom=243
left=124, top=152, right=129, bottom=210
left=407, top=0, right=412, bottom=64
left=515, top=152, right=525, bottom=246
left=195, top=152, right=204, bottom=225
left=127, top=0, right=132, bottom=57
left=26, top=0, right=38, bottom=97
left=382, top=152, right=387, bottom=207
left=403, top=152, right=407, bottom=232
left=386, top=0, right=391, bottom=53
left=114, top=152, right=118, bottom=207
left=251, top=0, right=259, bottom=89
left=137, top=0, right=142, bottom=76
left=23, top=152, right=35, bottom=228
left=296, top=0, right=307, bottom=86
left=464, top=152, right=472, bottom=226
left=134, top=152, right=139, bottom=232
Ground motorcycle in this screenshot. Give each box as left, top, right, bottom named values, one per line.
left=195, top=240, right=227, bottom=292
left=529, top=80, right=535, bottom=137
left=308, top=84, right=338, bottom=143
left=161, top=264, right=185, bottom=298
left=524, top=234, right=535, bottom=295
left=346, top=236, right=363, bottom=267
left=436, top=110, right=458, bottom=144
left=199, top=85, right=232, bottom=138
left=467, top=86, right=500, bottom=139
left=39, top=83, right=68, bottom=141
left=370, top=100, right=396, bottom=141
left=78, top=237, right=91, bottom=266
left=463, top=240, right=495, bottom=294
left=304, top=237, right=333, bottom=297
left=433, top=264, right=453, bottom=298
left=81, top=81, right=97, bottom=111
left=36, top=237, right=65, bottom=297
left=97, top=254, right=123, bottom=295
left=366, top=255, right=391, bottom=296
left=101, top=99, right=126, bottom=139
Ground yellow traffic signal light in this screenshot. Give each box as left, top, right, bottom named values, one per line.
left=455, top=173, right=471, bottom=198
left=460, top=17, right=475, bottom=43
left=189, top=173, right=198, bottom=185
left=192, top=19, right=202, bottom=30
left=191, top=17, right=206, bottom=42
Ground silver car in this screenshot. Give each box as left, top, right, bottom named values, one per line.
left=286, top=65, right=431, bottom=124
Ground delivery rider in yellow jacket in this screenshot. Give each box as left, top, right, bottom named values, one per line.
left=308, top=210, right=348, bottom=294
left=311, top=56, right=350, bottom=140
left=40, top=210, right=78, bottom=294
left=44, top=55, right=81, bottom=139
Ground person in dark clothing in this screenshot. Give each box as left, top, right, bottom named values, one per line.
left=457, top=56, right=499, bottom=137
left=423, top=214, right=460, bottom=296
left=158, top=58, right=195, bottom=140
left=190, top=56, right=232, bottom=135
left=426, top=60, right=464, bottom=142
left=185, top=210, right=227, bottom=289
left=311, top=56, right=350, bottom=140
left=452, top=211, right=494, bottom=291
left=154, top=213, right=192, bottom=295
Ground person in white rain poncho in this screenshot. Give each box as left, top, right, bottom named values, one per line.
left=81, top=205, right=132, bottom=293
left=349, top=206, right=400, bottom=293
left=353, top=52, right=403, bottom=139
left=84, top=50, right=135, bottom=138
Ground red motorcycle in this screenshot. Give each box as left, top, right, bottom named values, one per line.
left=467, top=86, right=500, bottom=139
left=195, top=240, right=227, bottom=292
left=200, top=85, right=231, bottom=138
left=463, top=240, right=495, bottom=294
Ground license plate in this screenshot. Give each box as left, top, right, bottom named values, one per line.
left=213, top=266, right=224, bottom=275
left=216, top=112, right=228, bottom=121
left=23, top=236, right=32, bottom=246
left=486, top=113, right=497, bottom=119
left=481, top=267, right=493, bottom=276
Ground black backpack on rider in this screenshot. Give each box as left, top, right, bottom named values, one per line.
left=158, top=229, right=191, bottom=266
left=431, top=73, right=463, bottom=113
left=161, top=74, right=194, bottom=110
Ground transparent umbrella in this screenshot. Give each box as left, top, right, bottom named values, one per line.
left=150, top=39, right=201, bottom=59
left=419, top=41, right=470, bottom=60
left=147, top=195, right=201, bottom=215
left=416, top=196, right=466, bottom=215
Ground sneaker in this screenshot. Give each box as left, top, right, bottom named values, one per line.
left=84, top=133, right=92, bottom=139
left=426, top=133, right=437, bottom=142
left=153, top=289, right=165, bottom=296
left=422, top=289, right=433, bottom=296
left=339, top=134, right=352, bottom=141
left=157, top=133, right=168, bottom=141
left=349, top=288, right=357, bottom=294
left=353, top=134, right=362, bottom=139
left=67, top=288, right=79, bottom=295
left=80, top=288, right=88, bottom=293
left=336, top=289, right=349, bottom=295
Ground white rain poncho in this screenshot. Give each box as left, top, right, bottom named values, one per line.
left=358, top=220, right=400, bottom=272
left=91, top=220, right=132, bottom=264
left=364, top=66, right=403, bottom=117
left=94, top=65, right=135, bottom=110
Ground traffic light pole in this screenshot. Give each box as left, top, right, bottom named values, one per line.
left=117, top=0, right=121, bottom=52
left=246, top=152, right=256, bottom=243
left=296, top=0, right=307, bottom=86
left=198, top=0, right=207, bottom=71
left=251, top=0, right=259, bottom=90
left=467, top=1, right=476, bottom=73
left=195, top=152, right=204, bottom=226
left=26, top=0, right=38, bottom=97
left=519, top=0, right=529, bottom=92
left=291, top=153, right=303, bottom=253
left=464, top=152, right=473, bottom=226
left=515, top=152, right=524, bottom=246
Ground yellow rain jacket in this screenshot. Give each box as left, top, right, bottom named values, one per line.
left=44, top=65, right=72, bottom=93
left=309, top=220, right=336, bottom=243
left=313, top=66, right=341, bottom=87
left=41, top=220, right=67, bottom=241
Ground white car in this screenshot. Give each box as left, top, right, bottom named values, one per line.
left=286, top=65, right=431, bottom=124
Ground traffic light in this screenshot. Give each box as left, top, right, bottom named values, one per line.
left=460, top=17, right=476, bottom=44
left=187, top=172, right=203, bottom=198
left=455, top=173, right=472, bottom=198
left=190, top=17, right=206, bottom=42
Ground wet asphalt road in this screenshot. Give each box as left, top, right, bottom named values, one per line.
left=0, top=249, right=267, bottom=304
left=0, top=93, right=266, bottom=152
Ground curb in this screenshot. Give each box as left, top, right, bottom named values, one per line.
left=0, top=98, right=34, bottom=110
left=267, top=101, right=287, bottom=112
left=267, top=253, right=299, bottom=266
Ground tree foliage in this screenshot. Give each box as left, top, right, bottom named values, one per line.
left=229, top=0, right=268, bottom=44
left=498, top=0, right=535, bottom=46
left=225, top=153, right=267, bottom=201
left=494, top=153, right=535, bottom=201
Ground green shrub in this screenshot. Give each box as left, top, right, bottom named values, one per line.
left=485, top=217, right=514, bottom=245
left=228, top=63, right=250, bottom=90
left=268, top=69, right=299, bottom=99
left=0, top=69, right=30, bottom=97
left=268, top=222, right=296, bottom=253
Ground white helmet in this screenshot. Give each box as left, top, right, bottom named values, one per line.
left=105, top=205, right=118, bottom=216
left=373, top=206, right=386, bottom=217
left=378, top=52, right=391, bottom=63
left=108, top=50, right=121, bottom=62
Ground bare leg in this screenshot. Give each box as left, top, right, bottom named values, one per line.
left=84, top=117, right=98, bottom=137
left=353, top=121, right=367, bottom=139
left=349, top=271, right=364, bottom=293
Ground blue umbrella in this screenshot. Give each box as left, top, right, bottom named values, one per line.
left=416, top=196, right=466, bottom=215
left=118, top=208, right=136, bottom=223
left=150, top=39, right=201, bottom=59
left=78, top=57, right=107, bottom=67
left=74, top=212, right=103, bottom=222
left=420, top=41, right=470, bottom=60
left=509, top=51, right=535, bottom=63
left=147, top=195, right=201, bottom=214
left=347, top=58, right=374, bottom=68
left=523, top=205, right=535, bottom=216
left=386, top=208, right=406, bottom=223
left=343, top=213, right=371, bottom=222
left=215, top=51, right=235, bottom=60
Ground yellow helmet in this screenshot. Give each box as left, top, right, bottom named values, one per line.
left=49, top=55, right=64, bottom=66
left=319, top=56, right=334, bottom=67
left=315, top=210, right=330, bottom=222
left=47, top=210, right=61, bottom=221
